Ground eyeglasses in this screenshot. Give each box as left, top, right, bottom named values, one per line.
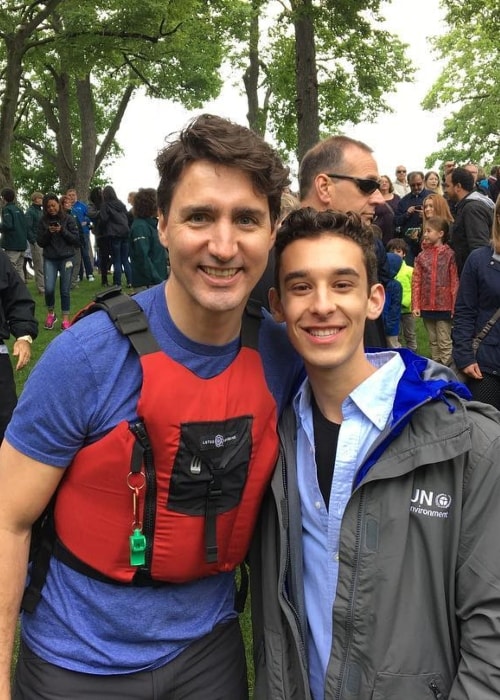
left=396, top=169, right=406, bottom=174
left=326, top=173, right=381, bottom=195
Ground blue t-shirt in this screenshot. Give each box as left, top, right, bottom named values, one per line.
left=7, top=284, right=303, bottom=674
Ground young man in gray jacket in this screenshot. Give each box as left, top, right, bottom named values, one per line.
left=250, top=207, right=500, bottom=700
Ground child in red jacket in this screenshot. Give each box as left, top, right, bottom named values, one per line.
left=412, top=216, right=459, bottom=366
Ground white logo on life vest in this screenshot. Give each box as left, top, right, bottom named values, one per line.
left=200, top=432, right=238, bottom=450
left=410, top=489, right=452, bottom=518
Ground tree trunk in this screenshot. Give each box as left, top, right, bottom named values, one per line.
left=293, top=0, right=319, bottom=162
left=0, top=0, right=64, bottom=189
left=0, top=35, right=26, bottom=188
left=243, top=0, right=265, bottom=134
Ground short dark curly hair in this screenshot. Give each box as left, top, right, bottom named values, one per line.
left=133, top=188, right=157, bottom=219
left=274, top=207, right=378, bottom=293
left=155, top=114, right=289, bottom=226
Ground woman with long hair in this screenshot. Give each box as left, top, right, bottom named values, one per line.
left=36, top=193, right=80, bottom=330
left=424, top=171, right=443, bottom=195
left=422, top=193, right=454, bottom=225
left=100, top=185, right=132, bottom=288
left=452, top=196, right=500, bottom=408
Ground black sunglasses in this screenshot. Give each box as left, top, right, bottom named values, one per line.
left=326, top=173, right=381, bottom=195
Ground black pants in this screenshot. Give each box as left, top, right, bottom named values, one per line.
left=14, top=619, right=248, bottom=699
left=0, top=353, right=17, bottom=443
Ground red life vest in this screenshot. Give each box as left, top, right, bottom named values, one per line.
left=52, top=295, right=278, bottom=585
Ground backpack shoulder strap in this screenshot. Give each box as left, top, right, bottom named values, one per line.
left=241, top=298, right=263, bottom=351
left=73, top=286, right=160, bottom=356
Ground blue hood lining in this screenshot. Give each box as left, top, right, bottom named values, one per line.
left=354, top=349, right=471, bottom=488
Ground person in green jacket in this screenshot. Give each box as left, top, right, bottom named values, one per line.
left=386, top=237, right=417, bottom=351
left=129, top=187, right=168, bottom=288
left=0, top=187, right=28, bottom=281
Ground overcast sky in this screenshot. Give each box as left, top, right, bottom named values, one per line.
left=106, top=0, right=447, bottom=200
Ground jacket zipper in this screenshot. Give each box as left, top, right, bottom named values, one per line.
left=429, top=680, right=444, bottom=699
left=280, top=446, right=308, bottom=668
left=334, top=489, right=366, bottom=700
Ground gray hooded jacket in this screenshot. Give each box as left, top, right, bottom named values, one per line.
left=250, top=354, right=500, bottom=700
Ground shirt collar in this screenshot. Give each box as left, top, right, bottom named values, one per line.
left=293, top=351, right=405, bottom=431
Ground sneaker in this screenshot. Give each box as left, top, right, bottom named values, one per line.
left=61, top=320, right=71, bottom=330
left=88, top=275, right=95, bottom=282
left=44, top=312, right=57, bottom=330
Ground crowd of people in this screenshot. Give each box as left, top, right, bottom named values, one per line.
left=372, top=162, right=500, bottom=410
left=0, top=185, right=169, bottom=332
left=0, top=114, right=499, bottom=700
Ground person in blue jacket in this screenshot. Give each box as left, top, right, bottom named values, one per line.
left=452, top=194, right=500, bottom=409
left=382, top=251, right=403, bottom=348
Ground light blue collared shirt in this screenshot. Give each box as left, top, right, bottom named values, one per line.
left=294, top=351, right=405, bottom=700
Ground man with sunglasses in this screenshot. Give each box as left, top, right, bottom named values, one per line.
left=298, top=134, right=388, bottom=348
left=392, top=165, right=410, bottom=197
left=299, top=135, right=385, bottom=225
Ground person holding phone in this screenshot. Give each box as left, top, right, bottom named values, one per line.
left=36, top=193, right=80, bottom=330
left=394, top=172, right=432, bottom=264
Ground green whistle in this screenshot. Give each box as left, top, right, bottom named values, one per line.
left=129, top=529, right=147, bottom=567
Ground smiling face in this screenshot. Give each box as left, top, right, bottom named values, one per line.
left=270, top=233, right=384, bottom=385
left=423, top=196, right=435, bottom=218
left=158, top=159, right=274, bottom=343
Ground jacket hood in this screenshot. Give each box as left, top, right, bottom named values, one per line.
left=355, top=349, right=471, bottom=487
left=105, top=199, right=126, bottom=213
left=386, top=252, right=403, bottom=278
left=464, top=191, right=495, bottom=210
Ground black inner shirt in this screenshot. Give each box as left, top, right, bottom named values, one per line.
left=311, top=393, right=340, bottom=510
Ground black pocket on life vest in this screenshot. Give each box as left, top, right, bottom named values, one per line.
left=167, top=416, right=253, bottom=515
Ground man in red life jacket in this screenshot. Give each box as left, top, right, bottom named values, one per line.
left=0, top=114, right=303, bottom=700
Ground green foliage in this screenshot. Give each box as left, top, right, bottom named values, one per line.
left=422, top=0, right=500, bottom=168
left=229, top=0, right=412, bottom=159
left=1, top=0, right=227, bottom=192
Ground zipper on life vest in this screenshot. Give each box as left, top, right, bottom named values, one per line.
left=429, top=680, right=444, bottom=699
left=129, top=421, right=157, bottom=580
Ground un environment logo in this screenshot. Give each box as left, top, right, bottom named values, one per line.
left=435, top=493, right=452, bottom=509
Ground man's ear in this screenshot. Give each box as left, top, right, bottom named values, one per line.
left=157, top=211, right=168, bottom=248
left=269, top=287, right=285, bottom=323
left=314, top=173, right=333, bottom=208
left=366, top=283, right=385, bottom=320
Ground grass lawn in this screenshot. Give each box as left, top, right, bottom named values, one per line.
left=8, top=274, right=430, bottom=696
